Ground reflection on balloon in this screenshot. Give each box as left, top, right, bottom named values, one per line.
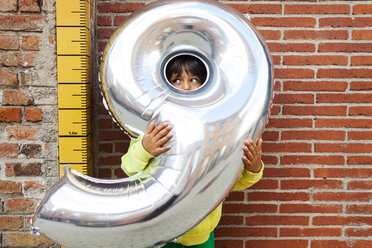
left=32, top=0, right=273, bottom=247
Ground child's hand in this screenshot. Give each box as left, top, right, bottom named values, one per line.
left=142, top=122, right=173, bottom=156
left=242, top=138, right=262, bottom=173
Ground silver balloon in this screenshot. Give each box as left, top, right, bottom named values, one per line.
left=32, top=0, right=273, bottom=247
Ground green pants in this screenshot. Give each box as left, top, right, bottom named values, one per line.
left=162, top=232, right=214, bottom=248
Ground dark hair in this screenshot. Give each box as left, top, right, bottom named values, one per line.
left=166, top=55, right=207, bottom=84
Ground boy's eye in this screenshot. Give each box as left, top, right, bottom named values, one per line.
left=172, top=79, right=180, bottom=84
left=190, top=78, right=200, bottom=83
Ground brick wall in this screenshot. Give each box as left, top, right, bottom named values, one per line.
left=95, top=1, right=372, bottom=248
left=0, top=0, right=58, bottom=246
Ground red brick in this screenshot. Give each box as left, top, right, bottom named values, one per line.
left=1, top=52, right=36, bottom=67
left=261, top=155, right=278, bottom=165
left=345, top=228, right=372, bottom=237
left=268, top=42, right=315, bottom=52
left=98, top=41, right=107, bottom=52
left=346, top=204, right=372, bottom=214
left=115, top=141, right=129, bottom=153
left=284, top=81, right=348, bottom=92
left=21, top=35, right=40, bottom=50
left=3, top=232, right=54, bottom=247
left=273, top=93, right=314, bottom=104
left=249, top=179, right=278, bottom=190
left=98, top=3, right=145, bottom=13
left=114, top=168, right=126, bottom=178
left=315, top=143, right=372, bottom=153
left=223, top=203, right=277, bottom=214
left=353, top=4, right=372, bottom=14
left=0, top=108, right=21, bottom=122
left=246, top=215, right=309, bottom=226
left=317, top=93, right=372, bottom=103
left=6, top=126, right=40, bottom=140
left=263, top=142, right=311, bottom=153
left=0, top=216, right=23, bottom=230
left=246, top=240, right=308, bottom=248
left=97, top=27, right=115, bottom=39
left=252, top=17, right=315, bottom=27
left=228, top=4, right=281, bottom=14
left=283, top=55, right=347, bottom=66
left=280, top=203, right=342, bottom=214
left=275, top=68, right=314, bottom=79
left=352, top=30, right=372, bottom=40
left=314, top=168, right=372, bottom=178
left=114, top=16, right=129, bottom=26
left=3, top=89, right=34, bottom=105
left=280, top=227, right=341, bottom=237
left=284, top=30, right=348, bottom=40
left=347, top=156, right=372, bottom=165
left=257, top=29, right=281, bottom=40
left=351, top=56, right=372, bottom=66
left=318, top=69, right=372, bottom=79
left=347, top=180, right=372, bottom=190
left=0, top=143, right=19, bottom=158
left=283, top=106, right=346, bottom=116
left=319, top=17, right=372, bottom=28
left=99, top=143, right=113, bottom=153
left=281, top=155, right=344, bottom=165
left=0, top=15, right=45, bottom=31
left=314, top=192, right=371, bottom=202
left=98, top=168, right=112, bottom=178
left=0, top=180, right=22, bottom=193
left=215, top=227, right=277, bottom=238
left=216, top=240, right=243, bottom=248
left=0, top=34, right=19, bottom=50
left=315, top=118, right=372, bottom=128
left=349, top=106, right=372, bottom=116
left=281, top=179, right=343, bottom=190
left=0, top=70, right=17, bottom=86
left=25, top=108, right=43, bottom=121
left=5, top=162, right=41, bottom=177
left=319, top=43, right=372, bottom=53
left=264, top=168, right=310, bottom=178
left=312, top=240, right=372, bottom=248
left=282, top=130, right=345, bottom=141
left=97, top=16, right=112, bottom=26
left=248, top=192, right=310, bottom=201
left=19, top=0, right=41, bottom=12
left=262, top=131, right=279, bottom=141
left=99, top=155, right=121, bottom=166
left=98, top=118, right=112, bottom=128
left=24, top=181, right=43, bottom=192
left=286, top=4, right=349, bottom=14
left=6, top=198, right=37, bottom=213
left=0, top=0, right=17, bottom=11
left=350, top=81, right=372, bottom=91
left=20, top=144, right=42, bottom=158
left=225, top=191, right=244, bottom=202
left=219, top=215, right=243, bottom=225
left=99, top=130, right=128, bottom=141
left=313, top=216, right=372, bottom=226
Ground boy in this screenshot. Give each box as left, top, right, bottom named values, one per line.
left=122, top=55, right=264, bottom=247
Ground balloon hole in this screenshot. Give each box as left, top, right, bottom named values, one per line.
left=163, top=53, right=209, bottom=93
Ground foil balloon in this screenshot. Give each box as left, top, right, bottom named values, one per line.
left=32, top=0, right=273, bottom=247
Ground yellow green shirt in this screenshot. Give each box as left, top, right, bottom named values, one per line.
left=121, top=136, right=264, bottom=246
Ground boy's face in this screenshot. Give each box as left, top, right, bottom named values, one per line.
left=170, top=68, right=202, bottom=91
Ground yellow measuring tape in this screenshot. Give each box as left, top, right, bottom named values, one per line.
left=56, top=0, right=92, bottom=176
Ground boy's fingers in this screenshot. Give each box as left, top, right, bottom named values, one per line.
left=146, top=121, right=156, bottom=134
left=155, top=125, right=172, bottom=140
left=152, top=123, right=168, bottom=136
left=158, top=134, right=173, bottom=146
left=246, top=141, right=257, bottom=156
left=243, top=146, right=254, bottom=161
left=257, top=138, right=263, bottom=151
left=158, top=146, right=171, bottom=154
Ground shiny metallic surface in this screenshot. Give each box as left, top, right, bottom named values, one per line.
left=32, top=0, right=273, bottom=247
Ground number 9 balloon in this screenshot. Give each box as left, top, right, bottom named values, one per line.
left=31, top=0, right=273, bottom=247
